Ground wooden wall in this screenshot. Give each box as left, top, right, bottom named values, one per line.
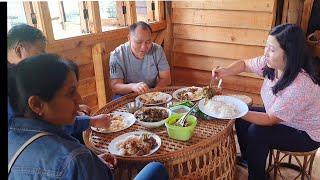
left=170, top=0, right=277, bottom=106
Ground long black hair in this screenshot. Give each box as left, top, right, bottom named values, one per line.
left=262, top=24, right=320, bottom=95
left=8, top=53, right=77, bottom=118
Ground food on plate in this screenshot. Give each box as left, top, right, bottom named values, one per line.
left=138, top=92, right=167, bottom=104
left=176, top=87, right=203, bottom=101
left=135, top=108, right=169, bottom=122
left=205, top=99, right=238, bottom=118
left=116, top=133, right=158, bottom=156
left=170, top=100, right=194, bottom=108
left=95, top=114, right=125, bottom=132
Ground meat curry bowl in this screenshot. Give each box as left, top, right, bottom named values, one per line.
left=134, top=106, right=171, bottom=128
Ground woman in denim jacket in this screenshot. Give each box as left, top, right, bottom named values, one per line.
left=8, top=53, right=168, bottom=180
left=8, top=54, right=115, bottom=179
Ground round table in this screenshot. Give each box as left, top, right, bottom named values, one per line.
left=83, top=86, right=237, bottom=180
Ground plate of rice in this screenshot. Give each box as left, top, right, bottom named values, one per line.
left=91, top=112, right=136, bottom=133
left=198, top=95, right=248, bottom=119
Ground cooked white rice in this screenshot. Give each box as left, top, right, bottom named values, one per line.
left=205, top=100, right=238, bottom=118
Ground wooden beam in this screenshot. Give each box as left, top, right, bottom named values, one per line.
left=172, top=0, right=275, bottom=12
left=125, top=1, right=137, bottom=25
left=173, top=24, right=268, bottom=46
left=271, top=0, right=278, bottom=27
left=23, top=2, right=33, bottom=26
left=58, top=1, right=66, bottom=30
left=79, top=2, right=89, bottom=33
left=286, top=0, right=304, bottom=24
left=301, top=0, right=314, bottom=32
left=116, top=1, right=126, bottom=26
left=146, top=1, right=154, bottom=22
left=47, top=21, right=166, bottom=52
left=155, top=0, right=165, bottom=21
left=174, top=39, right=264, bottom=60
left=32, top=1, right=54, bottom=42
left=154, top=30, right=166, bottom=45
left=163, top=2, right=174, bottom=83
left=173, top=52, right=263, bottom=79
left=78, top=77, right=97, bottom=97
left=87, top=1, right=102, bottom=33
left=92, top=43, right=108, bottom=108
left=172, top=8, right=274, bottom=30
left=281, top=0, right=289, bottom=23
left=56, top=46, right=93, bottom=66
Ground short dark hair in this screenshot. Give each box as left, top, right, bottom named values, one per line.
left=8, top=53, right=76, bottom=117
left=129, top=21, right=152, bottom=35
left=7, top=24, right=47, bottom=50
left=263, top=24, right=320, bottom=95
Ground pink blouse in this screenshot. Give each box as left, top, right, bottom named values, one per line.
left=245, top=56, right=320, bottom=142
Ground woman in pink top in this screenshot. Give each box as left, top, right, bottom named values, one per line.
left=213, top=24, right=320, bottom=180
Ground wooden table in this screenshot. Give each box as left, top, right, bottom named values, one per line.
left=83, top=86, right=237, bottom=180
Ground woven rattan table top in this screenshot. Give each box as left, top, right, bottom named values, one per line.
left=83, top=86, right=235, bottom=161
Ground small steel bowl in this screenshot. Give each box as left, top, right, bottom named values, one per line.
left=125, top=101, right=143, bottom=113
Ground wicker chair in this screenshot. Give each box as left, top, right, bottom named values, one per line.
left=267, top=148, right=318, bottom=180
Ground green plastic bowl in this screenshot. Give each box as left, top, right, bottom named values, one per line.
left=164, top=114, right=197, bottom=141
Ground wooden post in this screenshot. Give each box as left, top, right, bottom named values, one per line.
left=116, top=1, right=126, bottom=26
left=289, top=0, right=304, bottom=24
left=281, top=0, right=289, bottom=23
left=155, top=30, right=165, bottom=45
left=125, top=1, right=137, bottom=25
left=88, top=2, right=108, bottom=105
left=92, top=43, right=110, bottom=107
left=146, top=1, right=154, bottom=22
left=23, top=2, right=34, bottom=26
left=87, top=1, right=102, bottom=33
left=79, top=2, right=87, bottom=33
left=271, top=0, right=278, bottom=27
left=32, top=1, right=54, bottom=42
left=301, top=0, right=314, bottom=32
left=155, top=0, right=165, bottom=21
left=58, top=1, right=66, bottom=30
left=163, top=1, right=173, bottom=84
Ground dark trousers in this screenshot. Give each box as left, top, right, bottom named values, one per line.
left=236, top=107, right=320, bottom=180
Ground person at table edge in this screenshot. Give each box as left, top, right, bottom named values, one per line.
left=109, top=21, right=171, bottom=99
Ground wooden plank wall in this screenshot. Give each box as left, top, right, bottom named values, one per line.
left=46, top=22, right=166, bottom=112
left=171, top=0, right=277, bottom=106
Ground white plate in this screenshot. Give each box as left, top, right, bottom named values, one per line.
left=90, top=112, right=136, bottom=133
left=135, top=92, right=172, bottom=106
left=172, top=86, right=204, bottom=101
left=198, top=95, right=249, bottom=119
left=134, top=106, right=171, bottom=128
left=108, top=131, right=161, bottom=156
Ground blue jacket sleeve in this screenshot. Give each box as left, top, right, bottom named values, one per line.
left=8, top=97, right=14, bottom=127
left=63, top=115, right=90, bottom=135
left=63, top=148, right=113, bottom=180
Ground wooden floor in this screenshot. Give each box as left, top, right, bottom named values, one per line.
left=235, top=135, right=320, bottom=180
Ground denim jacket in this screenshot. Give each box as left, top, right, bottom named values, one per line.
left=8, top=118, right=113, bottom=180
left=8, top=96, right=90, bottom=134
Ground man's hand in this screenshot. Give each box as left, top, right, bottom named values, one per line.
left=77, top=104, right=91, bottom=116
left=98, top=153, right=117, bottom=170
left=131, top=82, right=149, bottom=94
left=89, top=114, right=112, bottom=128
